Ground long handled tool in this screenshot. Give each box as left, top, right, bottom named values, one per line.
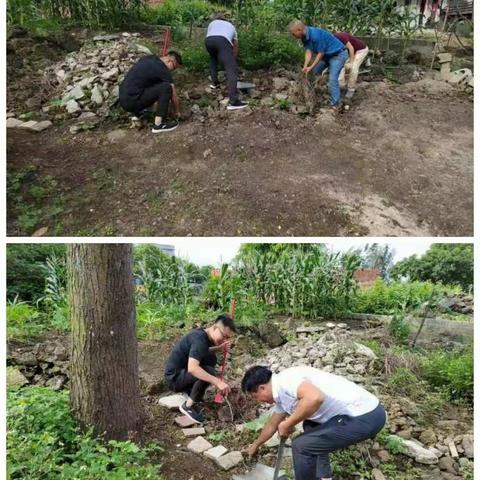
left=214, top=300, right=236, bottom=404
left=273, top=438, right=287, bottom=480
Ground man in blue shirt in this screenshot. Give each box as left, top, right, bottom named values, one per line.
left=289, top=20, right=348, bottom=111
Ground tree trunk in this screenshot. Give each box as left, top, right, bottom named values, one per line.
left=68, top=244, right=144, bottom=440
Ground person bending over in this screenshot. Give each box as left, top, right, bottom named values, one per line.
left=242, top=365, right=386, bottom=480
left=119, top=50, right=182, bottom=133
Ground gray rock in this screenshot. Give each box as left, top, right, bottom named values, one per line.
left=90, top=85, right=104, bottom=105
left=187, top=436, right=212, bottom=454
left=204, top=445, right=228, bottom=459
left=136, top=44, right=152, bottom=55
left=272, top=77, right=291, bottom=91
left=420, top=429, right=437, bottom=445
left=182, top=427, right=205, bottom=437
left=461, top=435, right=473, bottom=458
left=215, top=451, right=243, bottom=470
left=45, top=376, right=66, bottom=390
left=438, top=456, right=458, bottom=474
left=158, top=393, right=185, bottom=409
left=11, top=351, right=38, bottom=366
left=66, top=99, right=81, bottom=114
left=7, top=367, right=28, bottom=388
left=68, top=85, right=86, bottom=100
left=6, top=118, right=24, bottom=128
left=93, top=34, right=118, bottom=41
left=353, top=342, right=378, bottom=360
left=399, top=437, right=439, bottom=464
left=101, top=67, right=119, bottom=81
left=371, top=468, right=386, bottom=480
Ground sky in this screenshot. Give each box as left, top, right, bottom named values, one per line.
left=150, top=239, right=455, bottom=267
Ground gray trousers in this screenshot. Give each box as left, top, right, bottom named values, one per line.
left=205, top=35, right=238, bottom=103
left=292, top=403, right=386, bottom=479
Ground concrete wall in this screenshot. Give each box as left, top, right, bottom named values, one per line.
left=349, top=313, right=473, bottom=345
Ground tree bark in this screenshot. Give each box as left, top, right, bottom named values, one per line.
left=68, top=244, right=144, bottom=440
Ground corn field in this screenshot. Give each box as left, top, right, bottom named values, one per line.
left=7, top=0, right=146, bottom=29
left=234, top=244, right=359, bottom=318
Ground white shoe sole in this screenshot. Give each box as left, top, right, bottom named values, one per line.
left=227, top=104, right=248, bottom=110
left=151, top=124, right=178, bottom=134
left=179, top=404, right=202, bottom=424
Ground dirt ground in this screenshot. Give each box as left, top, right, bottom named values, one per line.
left=7, top=76, right=472, bottom=237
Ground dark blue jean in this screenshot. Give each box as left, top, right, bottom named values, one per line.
left=291, top=403, right=386, bottom=479
left=313, top=48, right=349, bottom=106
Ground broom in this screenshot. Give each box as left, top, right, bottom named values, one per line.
left=214, top=299, right=236, bottom=404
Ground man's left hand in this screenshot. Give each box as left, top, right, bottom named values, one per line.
left=278, top=420, right=294, bottom=439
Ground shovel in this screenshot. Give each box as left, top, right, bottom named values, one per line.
left=273, top=438, right=288, bottom=480
left=214, top=300, right=236, bottom=404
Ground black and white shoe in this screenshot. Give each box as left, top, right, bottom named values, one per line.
left=209, top=83, right=220, bottom=90
left=151, top=120, right=179, bottom=133
left=179, top=402, right=204, bottom=424
left=227, top=100, right=248, bottom=110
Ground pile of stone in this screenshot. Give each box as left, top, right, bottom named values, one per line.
left=254, top=322, right=378, bottom=386
left=7, top=341, right=69, bottom=390
left=439, top=293, right=474, bottom=315
left=44, top=33, right=154, bottom=120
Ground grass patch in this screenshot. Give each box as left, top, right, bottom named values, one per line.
left=7, top=386, right=162, bottom=479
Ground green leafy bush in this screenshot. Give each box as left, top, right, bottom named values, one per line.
left=238, top=29, right=303, bottom=70
left=420, top=346, right=473, bottom=402
left=182, top=43, right=211, bottom=72
left=353, top=279, right=457, bottom=314
left=389, top=314, right=410, bottom=345
left=7, top=386, right=162, bottom=479
left=7, top=301, right=47, bottom=338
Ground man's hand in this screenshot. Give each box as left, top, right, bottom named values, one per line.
left=278, top=420, right=294, bottom=439
left=242, top=443, right=258, bottom=458
left=216, top=380, right=231, bottom=395
left=303, top=65, right=313, bottom=74
left=345, top=61, right=353, bottom=72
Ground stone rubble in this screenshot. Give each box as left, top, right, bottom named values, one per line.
left=44, top=33, right=152, bottom=119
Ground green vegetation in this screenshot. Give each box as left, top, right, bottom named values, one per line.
left=7, top=167, right=65, bottom=236
left=353, top=279, right=459, bottom=315
left=420, top=346, right=474, bottom=402
left=7, top=0, right=145, bottom=31
left=7, top=386, right=162, bottom=479
left=391, top=244, right=473, bottom=292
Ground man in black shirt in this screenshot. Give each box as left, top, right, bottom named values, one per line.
left=119, top=50, right=182, bottom=134
left=164, top=314, right=236, bottom=423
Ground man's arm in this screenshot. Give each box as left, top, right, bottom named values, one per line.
left=303, top=49, right=313, bottom=70
left=243, top=412, right=287, bottom=456
left=346, top=41, right=355, bottom=64
left=187, top=357, right=230, bottom=394
left=278, top=382, right=325, bottom=438
left=232, top=39, right=239, bottom=58
left=307, top=52, right=324, bottom=72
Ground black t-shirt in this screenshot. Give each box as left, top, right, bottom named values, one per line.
left=119, top=55, right=173, bottom=98
left=164, top=329, right=213, bottom=379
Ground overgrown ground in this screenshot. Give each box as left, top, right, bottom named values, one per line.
left=6, top=30, right=473, bottom=237
left=8, top=317, right=474, bottom=480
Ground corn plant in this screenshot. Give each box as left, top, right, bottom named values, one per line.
left=234, top=244, right=359, bottom=318
left=8, top=0, right=145, bottom=29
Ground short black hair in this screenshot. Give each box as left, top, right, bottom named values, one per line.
left=215, top=314, right=236, bottom=333
left=168, top=50, right=183, bottom=66
left=241, top=366, right=272, bottom=393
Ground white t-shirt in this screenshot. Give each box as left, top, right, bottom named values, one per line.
left=206, top=20, right=238, bottom=45
left=271, top=366, right=379, bottom=423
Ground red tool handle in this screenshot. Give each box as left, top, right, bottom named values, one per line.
left=162, top=28, right=171, bottom=56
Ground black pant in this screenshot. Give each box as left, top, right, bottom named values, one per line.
left=119, top=82, right=172, bottom=118
left=205, top=35, right=238, bottom=103
left=165, top=353, right=217, bottom=403
left=292, top=403, right=387, bottom=478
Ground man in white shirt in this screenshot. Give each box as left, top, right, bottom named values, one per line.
left=241, top=365, right=386, bottom=480
left=205, top=13, right=247, bottom=110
